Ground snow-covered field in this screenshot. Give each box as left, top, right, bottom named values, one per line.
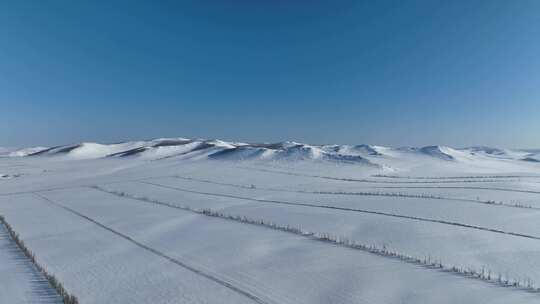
left=1, top=138, right=540, bottom=303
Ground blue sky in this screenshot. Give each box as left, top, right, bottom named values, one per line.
left=1, top=1, right=539, bottom=148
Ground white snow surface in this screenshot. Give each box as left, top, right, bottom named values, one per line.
left=1, top=137, right=540, bottom=303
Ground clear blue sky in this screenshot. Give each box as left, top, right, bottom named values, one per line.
left=1, top=1, right=539, bottom=148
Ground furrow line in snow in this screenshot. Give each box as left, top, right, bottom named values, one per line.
left=170, top=176, right=538, bottom=210
left=138, top=181, right=540, bottom=241
left=91, top=185, right=540, bottom=294
left=32, top=193, right=272, bottom=304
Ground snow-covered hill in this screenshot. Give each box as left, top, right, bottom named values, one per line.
left=6, top=138, right=539, bottom=171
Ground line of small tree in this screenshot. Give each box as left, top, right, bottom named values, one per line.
left=480, top=199, right=533, bottom=209
left=312, top=190, right=445, bottom=199
left=177, top=176, right=448, bottom=199
left=95, top=186, right=540, bottom=294
left=318, top=191, right=534, bottom=209
left=0, top=215, right=79, bottom=304
left=173, top=175, right=536, bottom=210
left=372, top=174, right=530, bottom=179
left=200, top=209, right=540, bottom=292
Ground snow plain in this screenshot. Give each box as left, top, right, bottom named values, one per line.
left=1, top=138, right=540, bottom=303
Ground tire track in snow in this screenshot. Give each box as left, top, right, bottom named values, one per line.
left=138, top=181, right=540, bottom=241
left=168, top=176, right=539, bottom=211
left=33, top=193, right=272, bottom=304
